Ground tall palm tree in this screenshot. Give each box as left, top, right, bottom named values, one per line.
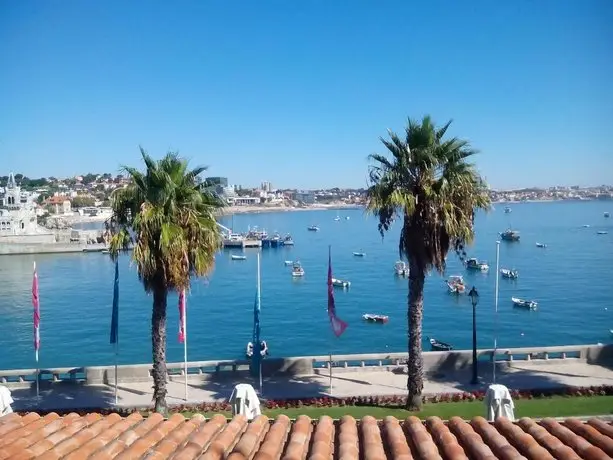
left=108, top=147, right=224, bottom=414
left=367, top=116, right=490, bottom=410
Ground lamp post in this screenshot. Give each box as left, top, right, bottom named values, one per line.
left=468, top=286, right=479, bottom=385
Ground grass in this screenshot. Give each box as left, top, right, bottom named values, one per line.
left=182, top=396, right=613, bottom=420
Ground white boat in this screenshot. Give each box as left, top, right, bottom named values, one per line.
left=292, top=261, right=304, bottom=277
left=447, top=275, right=466, bottom=293
left=511, top=297, right=538, bottom=310
left=283, top=234, right=294, bottom=245
left=231, top=254, right=247, bottom=260
left=466, top=258, right=489, bottom=271
left=583, top=224, right=591, bottom=228
left=394, top=260, right=408, bottom=276
left=334, top=213, right=341, bottom=221
left=362, top=313, right=389, bottom=323
left=345, top=216, right=350, bottom=220
left=246, top=340, right=269, bottom=358
left=536, top=242, right=547, bottom=248
left=332, top=277, right=351, bottom=288
left=101, top=249, right=110, bottom=254
left=353, top=251, right=366, bottom=257
left=500, top=229, right=520, bottom=241
left=429, top=337, right=453, bottom=351
left=504, top=207, right=512, bottom=214
left=307, top=225, right=319, bottom=231
left=284, top=260, right=293, bottom=266
left=500, top=268, right=519, bottom=279
left=597, top=231, right=608, bottom=235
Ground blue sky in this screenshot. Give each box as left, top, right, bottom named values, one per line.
left=1, top=1, right=611, bottom=190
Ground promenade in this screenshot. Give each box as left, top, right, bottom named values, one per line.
left=8, top=360, right=613, bottom=412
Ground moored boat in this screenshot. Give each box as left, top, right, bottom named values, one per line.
left=332, top=277, right=351, bottom=288
left=307, top=225, right=319, bottom=231
left=466, top=257, right=489, bottom=271
left=231, top=254, right=247, bottom=260
left=536, top=242, right=547, bottom=248
left=394, top=260, right=408, bottom=276
left=500, top=228, right=520, bottom=241
left=428, top=337, right=453, bottom=351
left=353, top=251, right=366, bottom=257
left=284, top=260, right=293, bottom=266
left=500, top=268, right=519, bottom=279
left=291, top=261, right=305, bottom=277
left=362, top=314, right=389, bottom=323
left=605, top=212, right=610, bottom=218
left=283, top=234, right=294, bottom=245
left=504, top=206, right=512, bottom=214
left=597, top=231, right=608, bottom=235
left=447, top=275, right=466, bottom=293
left=511, top=297, right=538, bottom=310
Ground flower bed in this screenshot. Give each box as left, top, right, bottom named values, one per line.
left=20, top=385, right=613, bottom=417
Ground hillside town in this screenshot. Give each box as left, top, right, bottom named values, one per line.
left=1, top=172, right=612, bottom=228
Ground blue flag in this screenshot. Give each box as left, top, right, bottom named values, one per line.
left=110, top=259, right=119, bottom=345
left=250, top=291, right=261, bottom=377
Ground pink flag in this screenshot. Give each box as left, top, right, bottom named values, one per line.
left=32, top=262, right=40, bottom=351
left=178, top=289, right=186, bottom=343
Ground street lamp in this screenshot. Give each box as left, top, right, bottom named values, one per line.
left=468, top=286, right=479, bottom=385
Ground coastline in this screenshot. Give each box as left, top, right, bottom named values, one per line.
left=221, top=202, right=363, bottom=215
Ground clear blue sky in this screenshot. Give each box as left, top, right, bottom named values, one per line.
left=1, top=1, right=611, bottom=190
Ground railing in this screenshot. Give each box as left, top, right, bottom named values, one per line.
left=0, top=344, right=607, bottom=387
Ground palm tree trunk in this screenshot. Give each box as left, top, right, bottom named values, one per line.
left=406, top=261, right=425, bottom=410
left=152, top=285, right=169, bottom=415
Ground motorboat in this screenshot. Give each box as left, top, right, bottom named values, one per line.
left=466, top=258, right=489, bottom=271
left=353, top=251, right=366, bottom=257
left=394, top=260, right=408, bottom=276
left=231, top=254, right=247, bottom=261
left=536, top=242, right=547, bottom=248
left=500, top=268, right=519, bottom=279
left=512, top=297, right=538, bottom=310
left=500, top=228, right=520, bottom=241
left=362, top=314, right=389, bottom=323
left=605, top=212, right=610, bottom=218
left=332, top=277, right=351, bottom=288
left=447, top=275, right=466, bottom=294
left=504, top=207, right=512, bottom=214
left=428, top=337, right=453, bottom=351
left=345, top=216, right=350, bottom=220
left=284, top=260, right=294, bottom=266
left=291, top=261, right=305, bottom=277
left=246, top=340, right=269, bottom=358
left=334, top=213, right=341, bottom=221
left=597, top=231, right=608, bottom=235
left=307, top=225, right=320, bottom=231
left=582, top=224, right=591, bottom=228
left=283, top=234, right=294, bottom=245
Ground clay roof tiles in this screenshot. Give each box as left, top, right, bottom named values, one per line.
left=1, top=412, right=612, bottom=459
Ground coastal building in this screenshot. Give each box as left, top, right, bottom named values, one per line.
left=229, top=196, right=260, bottom=206
left=0, top=172, right=54, bottom=243
left=293, top=190, right=316, bottom=204
left=47, top=196, right=72, bottom=214
left=261, top=181, right=272, bottom=192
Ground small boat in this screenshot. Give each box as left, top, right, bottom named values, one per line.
left=500, top=228, right=520, bottom=241
left=597, top=231, right=608, bottom=235
left=583, top=224, right=591, bottom=228
left=429, top=337, right=453, bottom=351
left=284, top=260, right=293, bottom=266
left=447, top=275, right=466, bottom=294
left=307, top=225, right=320, bottom=231
left=504, top=206, right=512, bottom=214
left=101, top=249, right=110, bottom=254
left=283, top=234, right=294, bottom=245
left=334, top=213, right=341, bottom=221
left=231, top=254, right=247, bottom=260
left=394, top=260, right=408, bottom=276
left=246, top=340, right=269, bottom=358
left=345, top=216, right=350, bottom=220
left=332, top=277, right=351, bottom=288
left=511, top=297, right=538, bottom=310
left=362, top=313, right=389, bottom=323
left=353, top=251, right=366, bottom=257
left=500, top=268, right=519, bottom=279
left=605, top=212, right=610, bottom=218
left=292, top=261, right=305, bottom=277
left=466, top=258, right=489, bottom=271
left=536, top=242, right=547, bottom=248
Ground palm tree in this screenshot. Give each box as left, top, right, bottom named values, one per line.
left=107, top=147, right=225, bottom=414
left=367, top=116, right=490, bottom=410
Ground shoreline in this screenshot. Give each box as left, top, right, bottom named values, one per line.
left=221, top=203, right=364, bottom=215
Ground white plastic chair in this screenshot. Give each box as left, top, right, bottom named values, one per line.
left=0, top=386, right=14, bottom=416
left=485, top=384, right=515, bottom=422
left=229, top=383, right=261, bottom=420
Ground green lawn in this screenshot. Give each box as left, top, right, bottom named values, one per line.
left=184, top=396, right=613, bottom=420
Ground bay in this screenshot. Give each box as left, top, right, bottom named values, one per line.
left=0, top=201, right=611, bottom=370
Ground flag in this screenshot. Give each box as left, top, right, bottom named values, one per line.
left=328, top=248, right=347, bottom=337
left=178, top=289, right=186, bottom=343
left=110, top=259, right=119, bottom=344
left=32, top=262, right=40, bottom=351
left=250, top=291, right=261, bottom=376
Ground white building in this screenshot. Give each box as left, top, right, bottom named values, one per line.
left=0, top=172, right=45, bottom=238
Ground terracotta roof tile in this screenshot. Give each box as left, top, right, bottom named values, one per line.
left=1, top=412, right=612, bottom=459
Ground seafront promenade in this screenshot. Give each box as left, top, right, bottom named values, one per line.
left=3, top=344, right=613, bottom=411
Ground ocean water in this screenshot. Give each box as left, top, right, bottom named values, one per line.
left=0, top=201, right=612, bottom=371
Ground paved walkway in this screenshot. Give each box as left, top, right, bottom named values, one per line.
left=9, top=361, right=613, bottom=411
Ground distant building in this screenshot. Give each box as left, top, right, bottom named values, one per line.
left=293, top=190, right=315, bottom=204
left=206, top=177, right=228, bottom=187
left=261, top=181, right=272, bottom=192
left=0, top=172, right=44, bottom=237
left=229, top=196, right=260, bottom=206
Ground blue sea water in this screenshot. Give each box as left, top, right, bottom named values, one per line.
left=0, top=201, right=612, bottom=371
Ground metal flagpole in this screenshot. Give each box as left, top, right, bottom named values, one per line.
left=183, top=290, right=188, bottom=401
left=34, top=261, right=40, bottom=398
left=257, top=253, right=263, bottom=393
left=35, top=350, right=39, bottom=398
left=493, top=240, right=500, bottom=384
left=114, top=342, right=118, bottom=404
left=328, top=245, right=333, bottom=395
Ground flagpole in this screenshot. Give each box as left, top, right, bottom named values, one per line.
left=493, top=240, right=500, bottom=384
left=257, top=252, right=263, bottom=394
left=33, top=261, right=40, bottom=398
left=114, top=341, right=118, bottom=404
left=328, top=246, right=333, bottom=396
left=183, top=289, right=188, bottom=401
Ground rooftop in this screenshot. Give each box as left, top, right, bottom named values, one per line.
left=1, top=412, right=612, bottom=459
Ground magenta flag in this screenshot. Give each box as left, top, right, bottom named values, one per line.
left=327, top=247, right=348, bottom=337
left=32, top=262, right=40, bottom=351
left=178, top=289, right=186, bottom=343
